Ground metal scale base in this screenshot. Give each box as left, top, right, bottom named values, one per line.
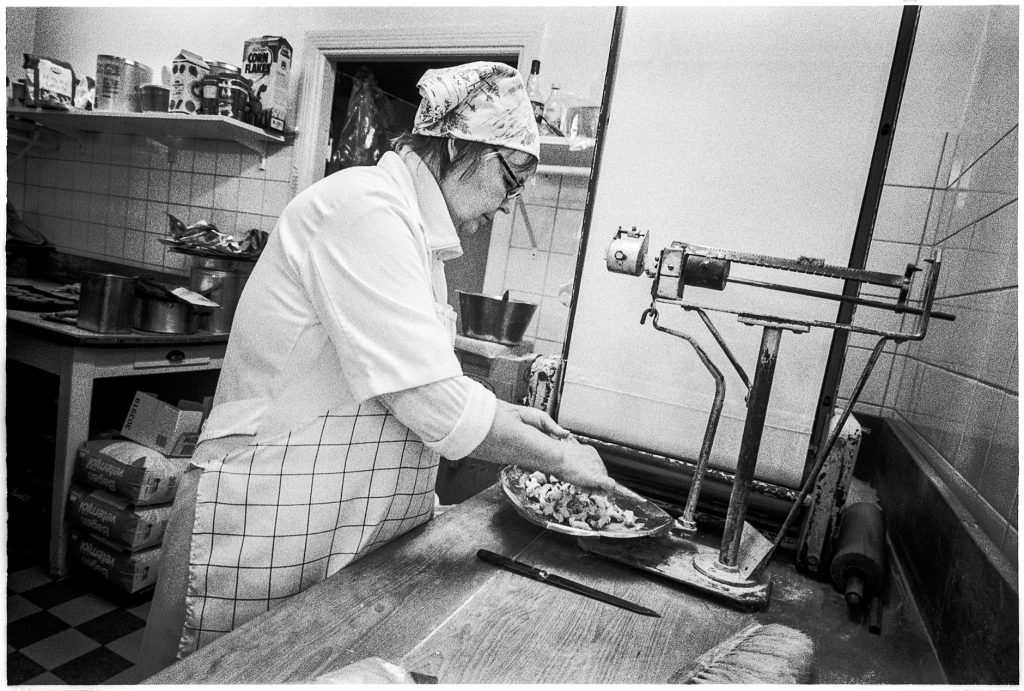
left=577, top=522, right=773, bottom=610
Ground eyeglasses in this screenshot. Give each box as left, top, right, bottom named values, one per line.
left=494, top=151, right=526, bottom=201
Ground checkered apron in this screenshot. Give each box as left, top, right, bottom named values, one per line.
left=179, top=303, right=458, bottom=656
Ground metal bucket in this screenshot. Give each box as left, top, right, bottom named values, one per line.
left=189, top=257, right=254, bottom=334
left=457, top=291, right=538, bottom=346
left=77, top=272, right=137, bottom=333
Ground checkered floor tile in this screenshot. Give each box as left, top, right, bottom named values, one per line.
left=7, top=549, right=154, bottom=685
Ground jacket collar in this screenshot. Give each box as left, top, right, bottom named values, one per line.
left=379, top=149, right=463, bottom=262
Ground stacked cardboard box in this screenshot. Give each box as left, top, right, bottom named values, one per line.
left=68, top=392, right=205, bottom=593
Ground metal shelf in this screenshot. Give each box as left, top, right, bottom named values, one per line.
left=537, top=136, right=593, bottom=177
left=536, top=164, right=591, bottom=177
left=7, top=107, right=288, bottom=167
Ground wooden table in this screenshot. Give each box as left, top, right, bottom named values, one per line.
left=148, top=485, right=946, bottom=684
left=6, top=306, right=228, bottom=577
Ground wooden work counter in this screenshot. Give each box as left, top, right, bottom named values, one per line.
left=6, top=291, right=228, bottom=577
left=148, top=485, right=946, bottom=684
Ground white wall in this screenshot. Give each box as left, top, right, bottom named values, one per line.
left=5, top=7, right=38, bottom=78
left=27, top=6, right=613, bottom=115
left=7, top=7, right=613, bottom=286
left=560, top=6, right=903, bottom=489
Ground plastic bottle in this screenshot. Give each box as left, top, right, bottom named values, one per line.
left=543, top=83, right=567, bottom=137
left=526, top=60, right=544, bottom=124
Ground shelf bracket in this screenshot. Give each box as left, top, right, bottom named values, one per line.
left=231, top=137, right=270, bottom=171
left=145, top=134, right=180, bottom=166
left=8, top=114, right=83, bottom=153
left=8, top=130, right=59, bottom=161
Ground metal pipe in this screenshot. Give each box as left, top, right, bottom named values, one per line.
left=556, top=3, right=625, bottom=381
left=752, top=336, right=893, bottom=577
left=905, top=250, right=943, bottom=340
left=690, top=307, right=751, bottom=391
left=809, top=4, right=921, bottom=480
left=647, top=309, right=726, bottom=532
left=516, top=197, right=539, bottom=250
left=719, top=325, right=784, bottom=567
left=726, top=276, right=955, bottom=321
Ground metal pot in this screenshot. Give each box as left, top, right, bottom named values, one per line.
left=133, top=296, right=200, bottom=334
left=457, top=290, right=538, bottom=346
left=77, top=272, right=137, bottom=333
left=189, top=256, right=253, bottom=334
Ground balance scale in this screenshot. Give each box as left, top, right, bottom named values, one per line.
left=577, top=227, right=953, bottom=610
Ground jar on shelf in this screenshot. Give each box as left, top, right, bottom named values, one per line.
left=542, top=84, right=568, bottom=136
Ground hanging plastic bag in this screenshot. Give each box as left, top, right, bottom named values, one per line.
left=331, top=68, right=393, bottom=168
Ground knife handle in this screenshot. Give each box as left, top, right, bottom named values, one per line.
left=477, top=549, right=547, bottom=581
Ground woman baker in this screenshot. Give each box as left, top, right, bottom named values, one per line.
left=139, top=62, right=614, bottom=674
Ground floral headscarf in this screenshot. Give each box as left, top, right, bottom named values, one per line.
left=412, top=61, right=540, bottom=160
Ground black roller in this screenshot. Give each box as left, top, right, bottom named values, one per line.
left=830, top=502, right=886, bottom=606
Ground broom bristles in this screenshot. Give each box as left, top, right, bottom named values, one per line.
left=669, top=623, right=814, bottom=684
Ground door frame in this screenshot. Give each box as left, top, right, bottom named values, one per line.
left=292, top=24, right=544, bottom=195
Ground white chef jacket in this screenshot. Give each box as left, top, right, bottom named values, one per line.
left=199, top=149, right=496, bottom=457
left=178, top=150, right=498, bottom=655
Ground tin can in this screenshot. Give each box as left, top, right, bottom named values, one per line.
left=139, top=84, right=170, bottom=112
left=96, top=55, right=152, bottom=112
left=169, top=49, right=209, bottom=114
left=206, top=61, right=240, bottom=76
left=126, top=61, right=153, bottom=112
left=200, top=63, right=240, bottom=115
left=199, top=74, right=220, bottom=115
left=215, top=74, right=251, bottom=119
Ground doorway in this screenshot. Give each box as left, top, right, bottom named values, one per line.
left=321, top=55, right=518, bottom=313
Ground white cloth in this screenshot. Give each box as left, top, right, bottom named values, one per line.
left=182, top=402, right=441, bottom=655
left=413, top=61, right=540, bottom=159
left=179, top=150, right=498, bottom=656
left=199, top=149, right=489, bottom=444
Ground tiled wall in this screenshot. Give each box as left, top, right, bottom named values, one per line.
left=837, top=5, right=1018, bottom=567
left=6, top=125, right=587, bottom=358
left=7, top=129, right=587, bottom=352
left=7, top=132, right=294, bottom=276
left=483, top=171, right=590, bottom=356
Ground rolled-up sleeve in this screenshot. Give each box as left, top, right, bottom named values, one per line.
left=378, top=376, right=497, bottom=460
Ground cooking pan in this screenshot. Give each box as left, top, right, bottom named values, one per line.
left=132, top=277, right=212, bottom=334
left=76, top=272, right=137, bottom=333
left=133, top=296, right=201, bottom=334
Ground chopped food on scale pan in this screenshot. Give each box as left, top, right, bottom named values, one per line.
left=516, top=469, right=638, bottom=531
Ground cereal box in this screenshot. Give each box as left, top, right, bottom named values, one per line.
left=242, top=36, right=292, bottom=130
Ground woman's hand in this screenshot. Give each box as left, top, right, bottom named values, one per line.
left=472, top=401, right=615, bottom=493
left=503, top=401, right=572, bottom=440
left=551, top=435, right=615, bottom=494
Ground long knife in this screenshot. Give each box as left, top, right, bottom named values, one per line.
left=476, top=549, right=660, bottom=617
